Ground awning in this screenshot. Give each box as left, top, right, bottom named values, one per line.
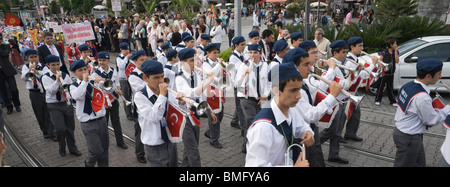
left=258, top=0, right=287, bottom=3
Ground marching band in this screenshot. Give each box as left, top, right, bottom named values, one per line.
left=12, top=26, right=449, bottom=167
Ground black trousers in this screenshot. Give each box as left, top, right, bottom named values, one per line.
left=105, top=99, right=125, bottom=146
left=375, top=74, right=396, bottom=104
left=0, top=70, right=20, bottom=110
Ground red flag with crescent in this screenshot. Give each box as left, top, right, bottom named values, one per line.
left=125, top=62, right=136, bottom=78
left=432, top=95, right=446, bottom=109
left=166, top=102, right=186, bottom=143
left=5, top=13, right=21, bottom=27
left=314, top=90, right=339, bottom=128
left=206, top=85, right=222, bottom=113
left=91, top=87, right=104, bottom=113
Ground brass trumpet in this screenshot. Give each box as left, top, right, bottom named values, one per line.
left=360, top=51, right=390, bottom=71
left=345, top=58, right=380, bottom=79
left=315, top=59, right=362, bottom=79
left=164, top=78, right=209, bottom=116
left=309, top=73, right=365, bottom=107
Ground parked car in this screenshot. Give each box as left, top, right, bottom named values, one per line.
left=359, top=36, right=450, bottom=95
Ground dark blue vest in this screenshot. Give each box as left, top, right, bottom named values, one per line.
left=250, top=107, right=301, bottom=162
left=397, top=81, right=427, bottom=114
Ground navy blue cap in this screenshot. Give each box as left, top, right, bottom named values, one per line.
left=200, top=34, right=211, bottom=41
left=232, top=36, right=245, bottom=45
left=282, top=48, right=307, bottom=64
left=416, top=58, right=443, bottom=74
left=131, top=50, right=147, bottom=60
left=161, top=43, right=170, bottom=50
left=348, top=36, right=363, bottom=45
left=329, top=40, right=347, bottom=49
left=119, top=42, right=129, bottom=50
left=247, top=43, right=261, bottom=52
left=178, top=48, right=196, bottom=61
left=141, top=60, right=164, bottom=76
left=268, top=62, right=300, bottom=82
left=78, top=44, right=89, bottom=52
left=181, top=32, right=191, bottom=39
left=291, top=32, right=303, bottom=40
left=70, top=59, right=88, bottom=71
left=204, top=43, right=220, bottom=52
left=156, top=38, right=164, bottom=43
left=183, top=35, right=194, bottom=42
left=248, top=30, right=259, bottom=38
left=45, top=55, right=60, bottom=64
left=25, top=49, right=38, bottom=57
left=298, top=40, right=316, bottom=50
left=97, top=51, right=110, bottom=59
left=166, top=49, right=178, bottom=58
left=273, top=39, right=288, bottom=53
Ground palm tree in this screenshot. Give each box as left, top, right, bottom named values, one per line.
left=168, top=0, right=201, bottom=18
left=376, top=0, right=418, bottom=23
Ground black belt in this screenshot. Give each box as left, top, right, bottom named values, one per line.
left=87, top=116, right=105, bottom=123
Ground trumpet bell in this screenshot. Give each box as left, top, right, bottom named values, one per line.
left=195, top=101, right=209, bottom=116
left=225, top=63, right=235, bottom=72
left=25, top=72, right=35, bottom=81
left=102, top=79, right=114, bottom=91
left=349, top=94, right=365, bottom=107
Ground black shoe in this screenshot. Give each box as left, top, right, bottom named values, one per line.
left=230, top=122, right=241, bottom=129
left=7, top=108, right=13, bottom=115
left=60, top=150, right=66, bottom=157
left=70, top=150, right=82, bottom=156
left=15, top=106, right=21, bottom=112
left=127, top=115, right=134, bottom=121
left=204, top=131, right=210, bottom=139
left=118, top=143, right=128, bottom=149
left=137, top=156, right=147, bottom=163
left=210, top=141, right=223, bottom=149
left=344, top=136, right=363, bottom=142
left=328, top=157, right=349, bottom=164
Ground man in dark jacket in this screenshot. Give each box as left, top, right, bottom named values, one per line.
left=0, top=34, right=21, bottom=114
left=37, top=32, right=69, bottom=74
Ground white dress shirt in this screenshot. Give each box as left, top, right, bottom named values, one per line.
left=116, top=53, right=130, bottom=79
left=295, top=76, right=338, bottom=124
left=210, top=25, right=222, bottom=44
left=70, top=78, right=106, bottom=122
left=245, top=99, right=314, bottom=167
left=90, top=66, right=120, bottom=101
left=134, top=85, right=184, bottom=146
left=41, top=71, right=71, bottom=103
left=201, top=58, right=222, bottom=80
left=228, top=50, right=244, bottom=88
left=395, top=80, right=450, bottom=135
left=128, top=68, right=146, bottom=95
left=235, top=59, right=270, bottom=98
left=21, top=62, right=49, bottom=91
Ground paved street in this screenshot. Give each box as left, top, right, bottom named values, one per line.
left=2, top=17, right=448, bottom=167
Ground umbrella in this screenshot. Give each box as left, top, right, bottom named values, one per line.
left=225, top=3, right=233, bottom=6
left=310, top=2, right=328, bottom=7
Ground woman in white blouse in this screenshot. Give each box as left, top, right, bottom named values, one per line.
left=210, top=18, right=222, bottom=49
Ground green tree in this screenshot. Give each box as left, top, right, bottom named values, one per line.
left=167, top=0, right=201, bottom=18
left=50, top=1, right=59, bottom=15
left=376, top=0, right=418, bottom=23
left=141, top=0, right=159, bottom=15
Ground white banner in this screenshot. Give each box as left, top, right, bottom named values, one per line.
left=61, top=22, right=95, bottom=45
left=111, top=0, right=122, bottom=12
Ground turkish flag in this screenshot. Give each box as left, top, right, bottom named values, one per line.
left=314, top=90, right=339, bottom=128
left=125, top=62, right=136, bottom=78
left=166, top=102, right=186, bottom=143
left=432, top=95, right=446, bottom=109
left=206, top=85, right=222, bottom=113
left=91, top=87, right=104, bottom=114
left=4, top=13, right=20, bottom=27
